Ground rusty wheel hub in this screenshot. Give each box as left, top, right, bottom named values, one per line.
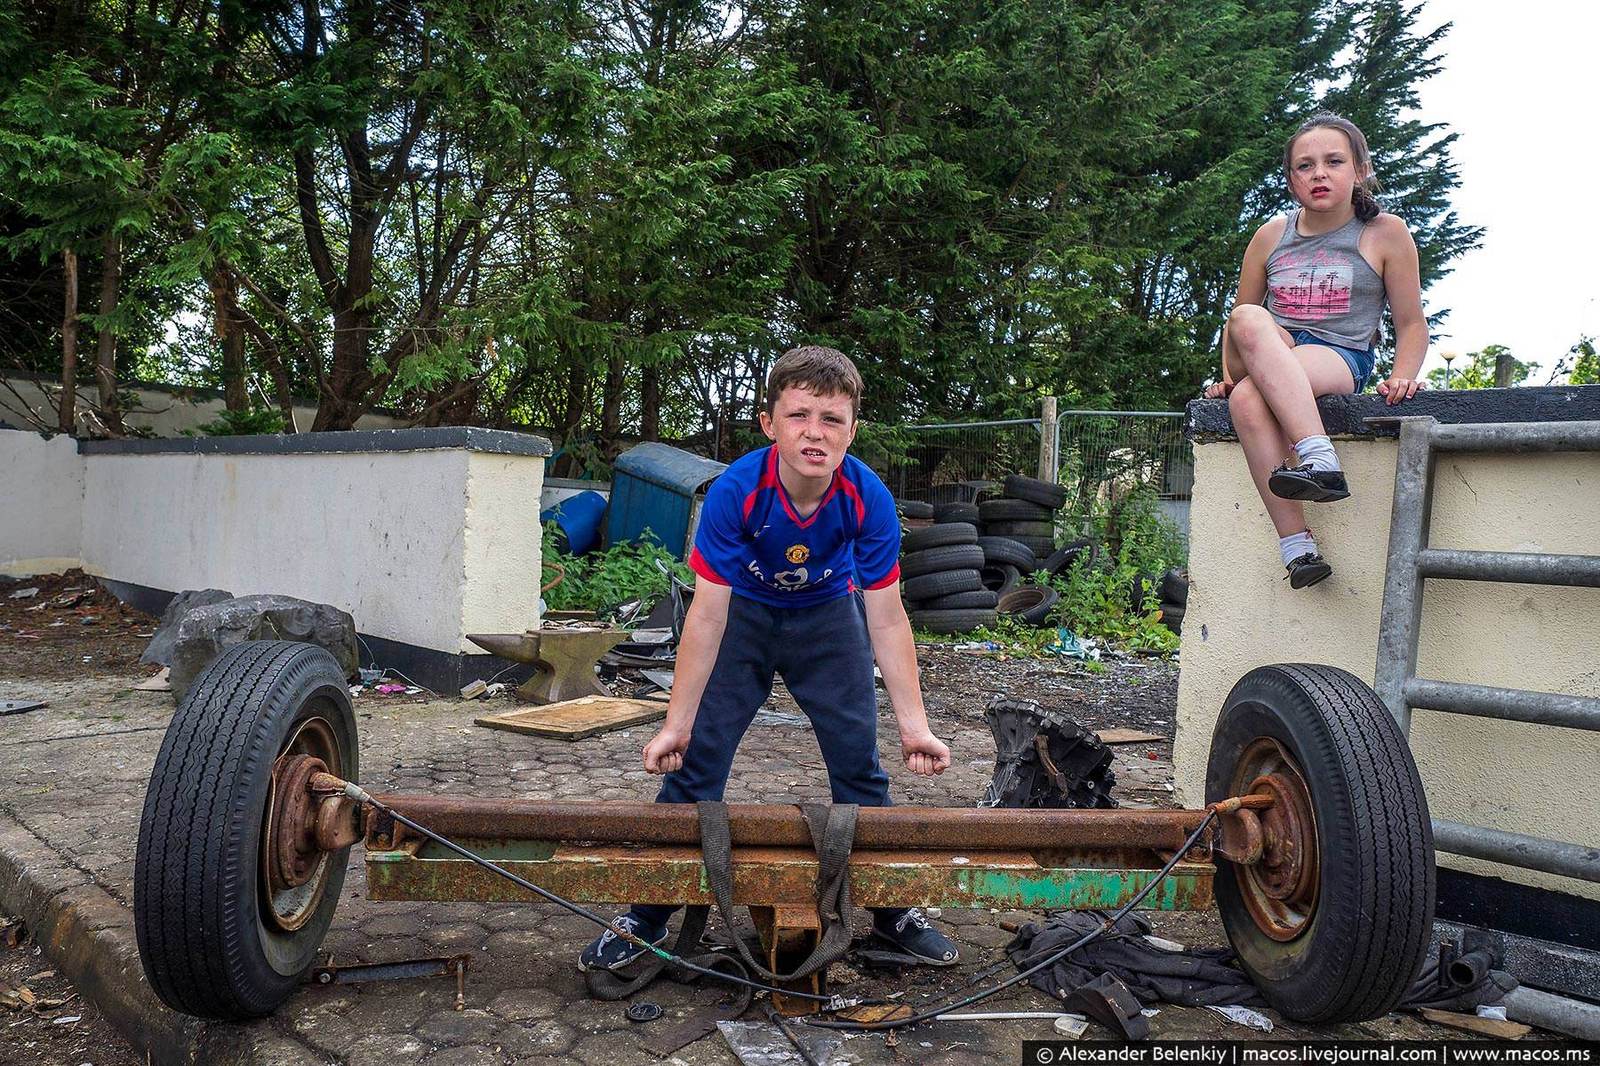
left=261, top=717, right=343, bottom=932
left=1231, top=741, right=1318, bottom=942
left=269, top=753, right=330, bottom=894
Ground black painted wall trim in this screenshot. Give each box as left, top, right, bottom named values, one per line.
left=1437, top=867, right=1600, bottom=952
left=96, top=578, right=534, bottom=694
left=79, top=425, right=551, bottom=458
left=1187, top=384, right=1600, bottom=442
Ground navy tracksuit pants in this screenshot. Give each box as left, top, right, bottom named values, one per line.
left=629, top=591, right=902, bottom=932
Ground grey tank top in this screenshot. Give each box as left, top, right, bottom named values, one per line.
left=1264, top=209, right=1385, bottom=350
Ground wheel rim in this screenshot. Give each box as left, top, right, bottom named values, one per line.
left=1229, top=737, right=1319, bottom=942
left=261, top=710, right=343, bottom=935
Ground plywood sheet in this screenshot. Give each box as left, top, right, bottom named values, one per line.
left=1095, top=728, right=1165, bottom=744
left=475, top=696, right=666, bottom=740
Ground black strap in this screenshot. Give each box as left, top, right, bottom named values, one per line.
left=695, top=799, right=857, bottom=984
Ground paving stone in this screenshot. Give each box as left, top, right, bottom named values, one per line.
left=421, top=922, right=489, bottom=951
left=414, top=1007, right=504, bottom=1045
left=484, top=928, right=555, bottom=957
left=498, top=1018, right=579, bottom=1056
left=422, top=1045, right=509, bottom=1066
left=343, top=1032, right=431, bottom=1066
left=361, top=913, right=430, bottom=937
left=484, top=987, right=561, bottom=1021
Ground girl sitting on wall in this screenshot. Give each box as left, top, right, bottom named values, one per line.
left=1204, top=112, right=1427, bottom=588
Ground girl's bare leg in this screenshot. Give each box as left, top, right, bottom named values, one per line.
left=1227, top=305, right=1355, bottom=441
left=1229, top=379, right=1306, bottom=537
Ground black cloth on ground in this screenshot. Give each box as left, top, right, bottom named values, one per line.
left=1005, top=912, right=1265, bottom=1008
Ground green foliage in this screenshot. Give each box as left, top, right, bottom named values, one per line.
left=541, top=528, right=692, bottom=619
left=3, top=0, right=1478, bottom=443
left=189, top=407, right=287, bottom=436
left=1559, top=337, right=1597, bottom=387
left=1424, top=344, right=1534, bottom=389
left=1044, top=491, right=1185, bottom=654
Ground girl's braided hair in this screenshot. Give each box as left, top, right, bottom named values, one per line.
left=1285, top=112, right=1382, bottom=222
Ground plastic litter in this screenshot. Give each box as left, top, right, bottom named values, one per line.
left=717, top=1018, right=845, bottom=1066
left=1205, top=1004, right=1273, bottom=1032
left=1476, top=1004, right=1508, bottom=1021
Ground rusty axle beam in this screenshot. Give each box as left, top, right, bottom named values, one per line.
left=368, top=796, right=1213, bottom=852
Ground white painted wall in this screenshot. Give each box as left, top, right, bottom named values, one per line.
left=0, top=430, right=84, bottom=577
left=0, top=375, right=404, bottom=438
left=462, top=452, right=546, bottom=642
left=4, top=427, right=550, bottom=655
left=1175, top=437, right=1600, bottom=900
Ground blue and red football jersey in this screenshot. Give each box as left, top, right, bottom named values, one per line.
left=688, top=445, right=901, bottom=608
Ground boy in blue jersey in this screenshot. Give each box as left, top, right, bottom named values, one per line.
left=578, top=346, right=960, bottom=972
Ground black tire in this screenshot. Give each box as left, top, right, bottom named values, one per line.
left=902, top=568, right=983, bottom=602
left=1002, top=474, right=1068, bottom=509
left=933, top=502, right=980, bottom=525
left=983, top=519, right=1054, bottom=539
left=1129, top=571, right=1157, bottom=614
left=980, top=564, right=1022, bottom=596
left=135, top=640, right=359, bottom=1020
left=1160, top=567, right=1189, bottom=606
left=996, top=584, right=1061, bottom=626
left=975, top=536, right=1036, bottom=571
left=1043, top=538, right=1096, bottom=576
left=902, top=523, right=978, bottom=553
left=909, top=607, right=998, bottom=634
left=896, top=499, right=934, bottom=519
left=900, top=544, right=986, bottom=579
left=978, top=498, right=1054, bottom=523
left=1009, top=535, right=1057, bottom=560
left=923, top=589, right=999, bottom=610
left=1206, top=664, right=1433, bottom=1024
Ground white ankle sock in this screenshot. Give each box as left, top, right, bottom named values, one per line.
left=1293, top=434, right=1340, bottom=473
left=1279, top=529, right=1318, bottom=567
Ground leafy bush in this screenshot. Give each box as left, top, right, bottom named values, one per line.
left=188, top=406, right=286, bottom=436
left=541, top=526, right=691, bottom=619
left=1044, top=490, right=1185, bottom=654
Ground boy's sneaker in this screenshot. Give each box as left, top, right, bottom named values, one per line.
left=1285, top=552, right=1333, bottom=589
left=1268, top=463, right=1350, bottom=503
left=577, top=914, right=668, bottom=973
left=870, top=908, right=960, bottom=967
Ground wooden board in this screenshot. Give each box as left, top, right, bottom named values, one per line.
left=1417, top=1008, right=1530, bottom=1040
left=475, top=696, right=666, bottom=741
left=1095, top=728, right=1165, bottom=744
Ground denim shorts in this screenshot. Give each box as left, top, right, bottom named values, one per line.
left=1289, top=329, right=1375, bottom=392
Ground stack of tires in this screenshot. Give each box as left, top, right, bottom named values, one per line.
left=898, top=520, right=997, bottom=634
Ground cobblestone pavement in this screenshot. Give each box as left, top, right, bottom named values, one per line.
left=0, top=649, right=1452, bottom=1065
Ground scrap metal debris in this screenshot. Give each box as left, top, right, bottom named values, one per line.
left=981, top=697, right=1117, bottom=809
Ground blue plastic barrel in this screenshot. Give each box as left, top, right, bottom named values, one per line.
left=540, top=490, right=608, bottom=555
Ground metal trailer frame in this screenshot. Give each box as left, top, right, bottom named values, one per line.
left=1372, top=416, right=1600, bottom=885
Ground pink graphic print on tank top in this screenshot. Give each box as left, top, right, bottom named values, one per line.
left=1269, top=248, right=1352, bottom=320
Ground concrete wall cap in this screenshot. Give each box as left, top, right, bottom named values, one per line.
left=1186, top=384, right=1600, bottom=443
left=78, top=425, right=553, bottom=458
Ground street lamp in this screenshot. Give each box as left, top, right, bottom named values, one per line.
left=1441, top=349, right=1458, bottom=389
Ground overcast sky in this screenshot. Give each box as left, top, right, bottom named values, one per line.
left=1410, top=1, right=1598, bottom=381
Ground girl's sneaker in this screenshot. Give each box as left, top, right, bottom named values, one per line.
left=1269, top=463, right=1350, bottom=503
left=1285, top=552, right=1333, bottom=589
left=870, top=908, right=960, bottom=966
left=577, top=914, right=668, bottom=972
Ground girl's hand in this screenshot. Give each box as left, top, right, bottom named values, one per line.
left=1203, top=381, right=1234, bottom=399
left=1377, top=377, right=1422, bottom=406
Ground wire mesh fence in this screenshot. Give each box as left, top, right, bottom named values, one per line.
left=1054, top=411, right=1192, bottom=542
left=858, top=419, right=1045, bottom=504
left=862, top=408, right=1193, bottom=543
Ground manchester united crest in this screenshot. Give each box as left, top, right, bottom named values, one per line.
left=785, top=543, right=811, bottom=565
